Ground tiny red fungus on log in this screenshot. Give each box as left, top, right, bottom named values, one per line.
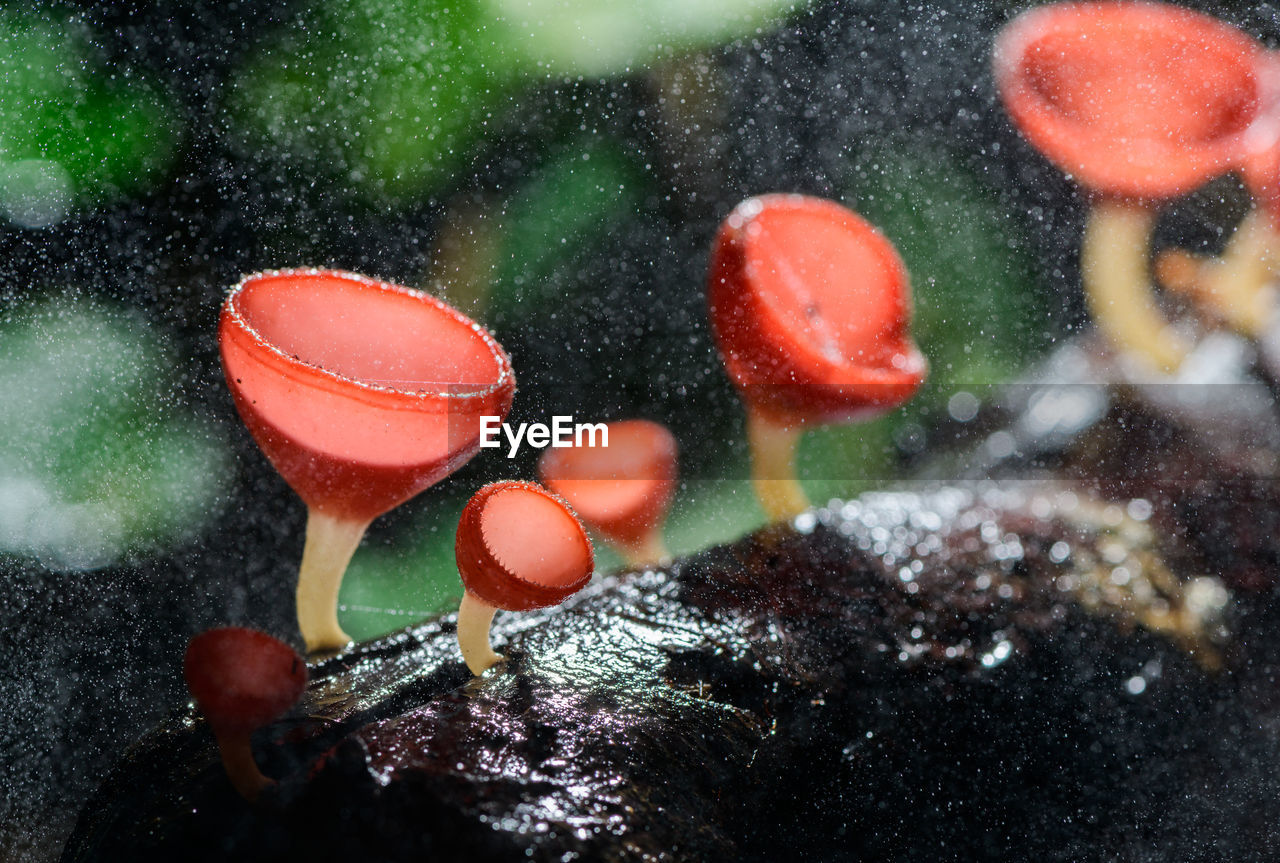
left=707, top=193, right=926, bottom=521
left=995, top=1, right=1280, bottom=370
left=183, top=626, right=308, bottom=802
left=220, top=268, right=514, bottom=653
left=454, top=480, right=594, bottom=676
left=537, top=419, right=677, bottom=567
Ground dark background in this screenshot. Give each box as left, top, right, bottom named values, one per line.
left=1, top=0, right=1274, bottom=858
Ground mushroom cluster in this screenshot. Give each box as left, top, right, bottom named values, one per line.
left=212, top=185, right=926, bottom=689
left=995, top=1, right=1280, bottom=373
left=220, top=268, right=515, bottom=652
left=137, top=1, right=1280, bottom=840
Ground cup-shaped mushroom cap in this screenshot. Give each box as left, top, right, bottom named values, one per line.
left=456, top=480, right=594, bottom=612
left=183, top=627, right=308, bottom=734
left=538, top=420, right=677, bottom=549
left=994, top=1, right=1274, bottom=200
left=708, top=194, right=926, bottom=427
left=219, top=269, right=515, bottom=523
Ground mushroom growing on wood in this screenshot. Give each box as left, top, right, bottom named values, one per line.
left=454, top=480, right=594, bottom=676
left=220, top=269, right=515, bottom=653
left=994, top=1, right=1280, bottom=371
left=538, top=419, right=677, bottom=567
left=183, top=627, right=307, bottom=802
left=707, top=194, right=926, bottom=521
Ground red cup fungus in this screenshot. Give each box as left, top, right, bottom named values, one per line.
left=454, top=480, right=594, bottom=676
left=537, top=419, right=677, bottom=567
left=1243, top=51, right=1280, bottom=228
left=183, top=626, right=308, bottom=802
left=707, top=193, right=926, bottom=521
left=220, top=268, right=515, bottom=653
left=995, top=2, right=1280, bottom=371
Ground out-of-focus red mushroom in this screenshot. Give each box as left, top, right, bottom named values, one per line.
left=183, top=627, right=308, bottom=802
left=1244, top=51, right=1280, bottom=230
left=537, top=419, right=677, bottom=567
left=707, top=194, right=926, bottom=521
left=220, top=269, right=514, bottom=653
left=995, top=1, right=1280, bottom=371
left=454, top=480, right=594, bottom=676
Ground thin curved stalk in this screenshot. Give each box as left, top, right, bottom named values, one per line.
left=457, top=592, right=502, bottom=676
left=1081, top=199, right=1191, bottom=374
left=212, top=727, right=272, bottom=802
left=1157, top=209, right=1279, bottom=337
left=297, top=509, right=370, bottom=653
left=746, top=407, right=810, bottom=522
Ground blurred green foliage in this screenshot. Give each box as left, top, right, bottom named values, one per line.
left=487, top=138, right=646, bottom=317
left=0, top=297, right=230, bottom=569
left=0, top=10, right=179, bottom=225
left=224, top=0, right=512, bottom=203
left=482, top=0, right=809, bottom=77
left=341, top=495, right=462, bottom=640
left=224, top=0, right=807, bottom=205
left=852, top=141, right=1047, bottom=384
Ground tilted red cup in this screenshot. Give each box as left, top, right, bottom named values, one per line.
left=994, top=1, right=1268, bottom=202
left=707, top=194, right=925, bottom=520
left=708, top=194, right=925, bottom=427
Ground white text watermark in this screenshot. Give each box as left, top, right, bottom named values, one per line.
left=480, top=416, right=608, bottom=457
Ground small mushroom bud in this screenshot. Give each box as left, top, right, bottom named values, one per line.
left=183, top=627, right=308, bottom=802
left=454, top=481, right=594, bottom=676
left=538, top=419, right=677, bottom=568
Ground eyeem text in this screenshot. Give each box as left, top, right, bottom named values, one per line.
left=480, top=416, right=608, bottom=458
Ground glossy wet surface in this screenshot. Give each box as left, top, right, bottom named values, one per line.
left=63, top=474, right=1280, bottom=861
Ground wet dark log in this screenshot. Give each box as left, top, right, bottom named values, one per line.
left=62, top=477, right=1280, bottom=862
left=61, top=334, right=1280, bottom=862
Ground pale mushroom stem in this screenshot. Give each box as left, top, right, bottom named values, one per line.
left=619, top=531, right=670, bottom=570
left=457, top=591, right=502, bottom=676
left=212, top=727, right=273, bottom=802
left=1156, top=209, right=1279, bottom=337
left=297, top=509, right=370, bottom=653
left=746, top=405, right=810, bottom=522
left=1081, top=198, right=1191, bottom=374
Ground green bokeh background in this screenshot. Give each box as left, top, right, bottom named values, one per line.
left=339, top=137, right=1048, bottom=641
left=2, top=0, right=1117, bottom=850
left=1, top=0, right=1053, bottom=644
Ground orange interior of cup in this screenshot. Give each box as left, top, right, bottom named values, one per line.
left=220, top=269, right=514, bottom=521
left=456, top=481, right=594, bottom=612
left=539, top=420, right=677, bottom=547
left=995, top=1, right=1263, bottom=198
left=233, top=271, right=500, bottom=391
left=479, top=487, right=593, bottom=590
